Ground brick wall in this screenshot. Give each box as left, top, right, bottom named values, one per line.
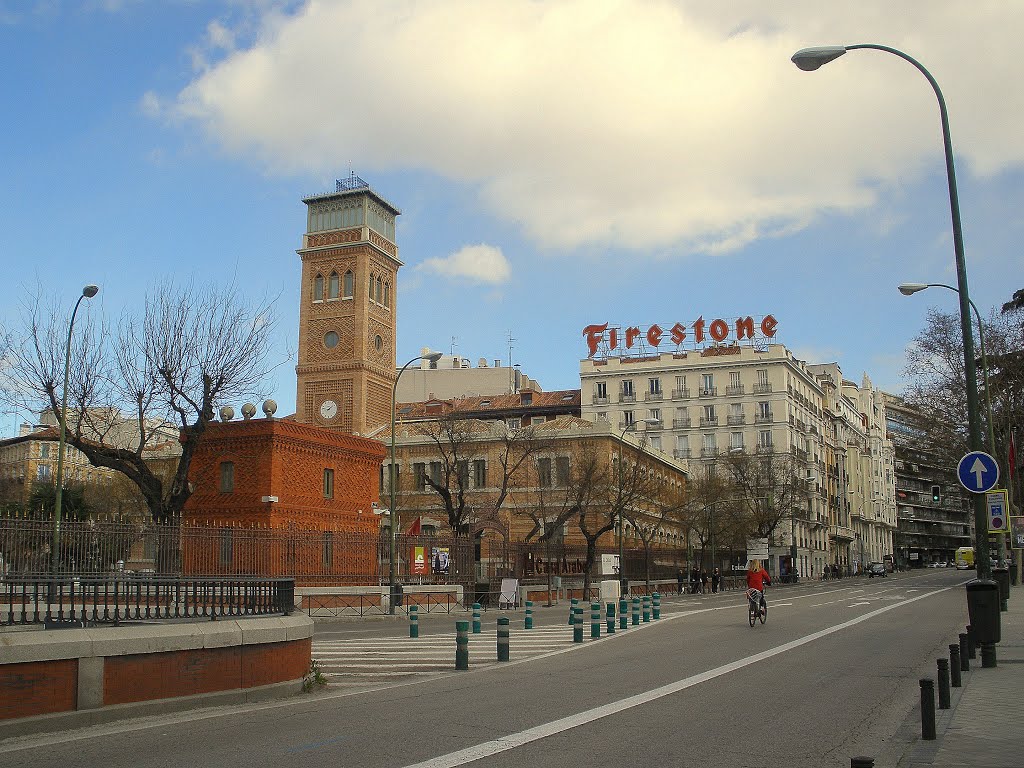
left=0, top=659, right=77, bottom=720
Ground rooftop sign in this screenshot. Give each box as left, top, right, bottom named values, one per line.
left=583, top=315, right=778, bottom=358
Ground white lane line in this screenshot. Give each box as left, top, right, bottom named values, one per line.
left=849, top=601, right=871, bottom=607
left=400, top=585, right=953, bottom=768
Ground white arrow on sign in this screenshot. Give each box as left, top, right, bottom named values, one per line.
left=971, top=457, right=988, bottom=488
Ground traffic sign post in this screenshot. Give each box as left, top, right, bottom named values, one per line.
left=957, top=451, right=1000, bottom=494
left=986, top=490, right=1009, bottom=534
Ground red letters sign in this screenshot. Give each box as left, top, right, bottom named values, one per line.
left=583, top=315, right=778, bottom=358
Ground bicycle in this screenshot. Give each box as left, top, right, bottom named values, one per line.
left=746, top=588, right=767, bottom=626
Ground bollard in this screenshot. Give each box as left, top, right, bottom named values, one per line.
left=497, top=616, right=510, bottom=661
left=525, top=600, right=533, bottom=630
left=937, top=658, right=950, bottom=709
left=619, top=597, right=628, bottom=630
left=948, top=644, right=962, bottom=687
left=652, top=592, right=661, bottom=620
left=455, top=620, right=470, bottom=670
left=409, top=605, right=419, bottom=638
left=631, top=597, right=640, bottom=626
left=966, top=625, right=977, bottom=659
left=642, top=594, right=651, bottom=622
left=850, top=758, right=874, bottom=768
left=958, top=633, right=970, bottom=672
left=607, top=602, right=616, bottom=634
left=591, top=601, right=601, bottom=639
left=981, top=642, right=997, bottom=668
left=568, top=597, right=578, bottom=625
left=919, top=679, right=936, bottom=740
left=472, top=602, right=482, bottom=634
left=573, top=605, right=583, bottom=643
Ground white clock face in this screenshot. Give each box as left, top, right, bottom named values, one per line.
left=320, top=399, right=338, bottom=420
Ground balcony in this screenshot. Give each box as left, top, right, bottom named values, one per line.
left=699, top=417, right=719, bottom=427
left=753, top=383, right=772, bottom=394
left=673, top=448, right=691, bottom=459
left=620, top=393, right=636, bottom=403
left=699, top=387, right=717, bottom=397
left=671, top=388, right=691, bottom=399
left=830, top=525, right=856, bottom=541
left=645, top=420, right=664, bottom=431
left=701, top=447, right=718, bottom=457
left=672, top=418, right=692, bottom=428
left=644, top=391, right=663, bottom=402
left=727, top=415, right=745, bottom=425
left=592, top=395, right=609, bottom=405
left=754, top=413, right=773, bottom=424
left=725, top=384, right=745, bottom=396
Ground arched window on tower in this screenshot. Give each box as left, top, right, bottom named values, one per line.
left=384, top=281, right=391, bottom=308
left=328, top=272, right=339, bottom=300
left=376, top=276, right=383, bottom=303
left=343, top=270, right=353, bottom=298
left=313, top=274, right=324, bottom=302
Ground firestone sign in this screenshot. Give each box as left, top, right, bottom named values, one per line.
left=583, top=315, right=778, bottom=358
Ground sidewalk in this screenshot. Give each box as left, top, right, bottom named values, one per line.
left=901, top=582, right=1024, bottom=768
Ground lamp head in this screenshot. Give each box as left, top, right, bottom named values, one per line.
left=898, top=283, right=929, bottom=296
left=82, top=284, right=99, bottom=298
left=791, top=46, right=848, bottom=71
left=424, top=351, right=443, bottom=363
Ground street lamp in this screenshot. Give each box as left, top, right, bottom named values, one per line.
left=898, top=282, right=997, bottom=457
left=52, top=284, right=99, bottom=590
left=616, top=418, right=658, bottom=592
left=792, top=44, right=990, bottom=580
left=388, top=350, right=442, bottom=614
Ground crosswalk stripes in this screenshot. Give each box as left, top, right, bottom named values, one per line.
left=312, top=623, right=614, bottom=684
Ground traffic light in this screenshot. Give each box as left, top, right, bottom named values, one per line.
left=931, top=485, right=941, bottom=503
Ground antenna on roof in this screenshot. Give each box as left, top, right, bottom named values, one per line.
left=507, top=330, right=517, bottom=394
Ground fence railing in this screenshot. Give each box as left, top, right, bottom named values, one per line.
left=1, top=576, right=295, bottom=627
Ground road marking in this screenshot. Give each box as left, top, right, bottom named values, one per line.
left=400, top=584, right=954, bottom=768
left=849, top=601, right=870, bottom=607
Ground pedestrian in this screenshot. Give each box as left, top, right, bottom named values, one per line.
left=700, top=569, right=709, bottom=594
left=690, top=566, right=700, bottom=594
left=676, top=569, right=684, bottom=595
left=711, top=567, right=721, bottom=593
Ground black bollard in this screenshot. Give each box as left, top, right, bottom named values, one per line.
left=966, top=625, right=977, bottom=659
left=949, top=644, right=962, bottom=688
left=937, top=659, right=951, bottom=709
left=958, top=633, right=970, bottom=672
left=981, top=642, right=997, bottom=668
left=851, top=758, right=874, bottom=768
left=920, top=679, right=936, bottom=740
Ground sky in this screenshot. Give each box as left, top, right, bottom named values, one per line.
left=2, top=0, right=1023, bottom=436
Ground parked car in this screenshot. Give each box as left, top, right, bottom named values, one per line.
left=867, top=562, right=887, bottom=578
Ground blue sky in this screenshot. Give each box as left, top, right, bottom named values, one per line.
left=2, top=1, right=1022, bottom=436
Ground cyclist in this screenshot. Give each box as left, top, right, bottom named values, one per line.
left=746, top=559, right=771, bottom=613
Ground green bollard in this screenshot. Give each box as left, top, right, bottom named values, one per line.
left=525, top=600, right=533, bottom=630
left=568, top=597, right=578, bottom=625
left=497, top=616, right=510, bottom=661
left=573, top=606, right=584, bottom=643
left=642, top=594, right=651, bottom=622
left=591, top=601, right=601, bottom=639
left=472, top=602, right=482, bottom=634
left=619, top=597, right=628, bottom=630
left=455, top=619, right=469, bottom=670
left=409, top=604, right=419, bottom=638
left=606, top=602, right=616, bottom=633
left=652, top=592, right=661, bottom=620
left=632, top=597, right=640, bottom=626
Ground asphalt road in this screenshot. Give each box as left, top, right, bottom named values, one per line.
left=1, top=569, right=971, bottom=768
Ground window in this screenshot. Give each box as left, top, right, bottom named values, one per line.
left=730, top=403, right=742, bottom=419
left=313, top=274, right=324, bottom=301
left=538, top=458, right=552, bottom=487
left=382, top=463, right=399, bottom=493
left=40, top=444, right=50, bottom=458
left=676, top=435, right=689, bottom=452
left=758, top=430, right=773, bottom=449
left=324, top=331, right=339, bottom=349
left=701, top=374, right=714, bottom=393
left=413, top=462, right=426, bottom=491
left=384, top=281, right=390, bottom=307
left=731, top=432, right=744, bottom=450
left=376, top=276, right=383, bottom=303
left=597, top=412, right=608, bottom=422
left=429, top=461, right=441, bottom=484
left=622, top=380, right=634, bottom=397
left=758, top=401, right=772, bottom=419
left=473, top=459, right=486, bottom=488
left=596, top=381, right=608, bottom=399
left=703, top=404, right=716, bottom=421
left=729, top=371, right=741, bottom=387
left=649, top=408, right=661, bottom=423
left=648, top=378, right=661, bottom=395
left=457, top=460, right=469, bottom=487
left=219, top=462, right=234, bottom=493
left=757, top=369, right=769, bottom=386
left=649, top=436, right=662, bottom=451
left=623, top=410, right=635, bottom=426
left=556, top=456, right=570, bottom=486
left=343, top=270, right=354, bottom=298
left=507, top=418, right=522, bottom=430
left=702, top=433, right=717, bottom=453
left=36, top=464, right=51, bottom=480
left=369, top=273, right=376, bottom=299
left=328, top=272, right=339, bottom=300
left=675, top=376, right=685, bottom=391
left=323, top=468, right=334, bottom=499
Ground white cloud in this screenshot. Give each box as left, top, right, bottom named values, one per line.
left=418, top=244, right=511, bottom=284
left=173, top=1, right=1024, bottom=255
left=139, top=90, right=162, bottom=118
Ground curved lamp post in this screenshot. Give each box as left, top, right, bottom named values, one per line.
left=898, top=282, right=996, bottom=457
left=616, top=418, right=658, bottom=592
left=388, top=350, right=442, bottom=614
left=52, top=284, right=99, bottom=588
left=792, top=44, right=989, bottom=579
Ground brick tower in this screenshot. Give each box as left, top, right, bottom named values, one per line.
left=295, top=175, right=401, bottom=435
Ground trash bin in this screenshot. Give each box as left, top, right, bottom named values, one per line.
left=992, top=567, right=1010, bottom=611
left=391, top=582, right=404, bottom=608
left=966, top=579, right=1001, bottom=644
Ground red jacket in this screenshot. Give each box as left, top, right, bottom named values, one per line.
left=746, top=568, right=771, bottom=592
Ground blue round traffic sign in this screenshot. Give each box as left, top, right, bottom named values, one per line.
left=957, top=451, right=999, bottom=494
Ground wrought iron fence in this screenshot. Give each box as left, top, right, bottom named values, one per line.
left=1, top=576, right=294, bottom=627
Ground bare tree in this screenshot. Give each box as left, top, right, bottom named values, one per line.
left=1, top=280, right=280, bottom=523
left=720, top=450, right=810, bottom=540
left=623, top=471, right=685, bottom=593
left=671, top=465, right=736, bottom=570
